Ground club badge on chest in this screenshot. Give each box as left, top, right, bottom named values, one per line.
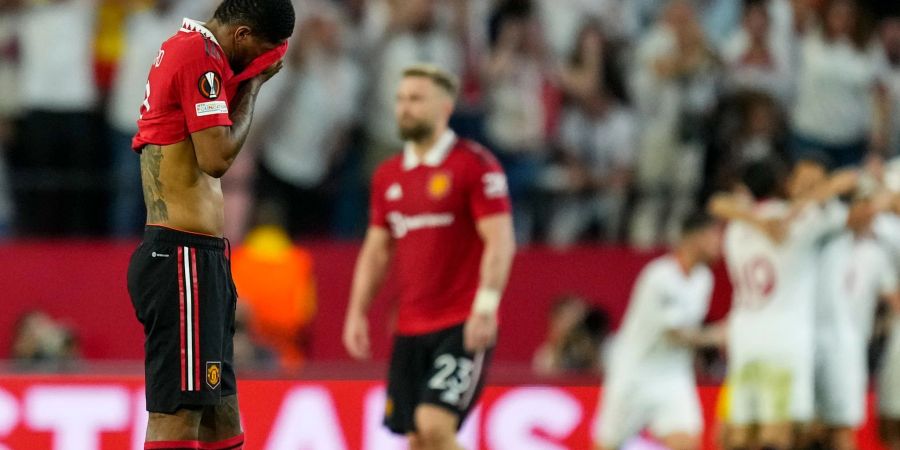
left=428, top=171, right=453, bottom=200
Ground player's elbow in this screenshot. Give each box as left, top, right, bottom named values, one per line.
left=197, top=157, right=231, bottom=178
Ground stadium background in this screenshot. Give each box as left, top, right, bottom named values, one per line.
left=1, top=0, right=899, bottom=448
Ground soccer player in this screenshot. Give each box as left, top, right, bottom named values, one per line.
left=342, top=64, right=515, bottom=450
left=594, top=212, right=724, bottom=450
left=718, top=159, right=858, bottom=450
left=127, top=1, right=294, bottom=449
left=815, top=194, right=900, bottom=450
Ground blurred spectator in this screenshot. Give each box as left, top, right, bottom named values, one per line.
left=629, top=0, right=722, bottom=247
left=0, top=0, right=17, bottom=237
left=533, top=295, right=610, bottom=375
left=558, top=20, right=628, bottom=107
left=790, top=0, right=888, bottom=168
left=543, top=90, right=637, bottom=246
left=107, top=0, right=183, bottom=237
left=708, top=91, right=787, bottom=193
left=232, top=211, right=318, bottom=370
left=11, top=311, right=80, bottom=367
left=720, top=0, right=793, bottom=103
left=484, top=2, right=558, bottom=242
left=13, top=0, right=101, bottom=235
left=535, top=0, right=613, bottom=58
left=881, top=15, right=900, bottom=156
left=363, top=0, right=462, bottom=174
left=252, top=4, right=362, bottom=237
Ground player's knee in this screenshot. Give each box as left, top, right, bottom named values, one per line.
left=414, top=409, right=458, bottom=449
left=659, top=433, right=700, bottom=450
left=146, top=409, right=203, bottom=441
left=415, top=423, right=456, bottom=449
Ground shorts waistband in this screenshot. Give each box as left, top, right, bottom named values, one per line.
left=143, top=225, right=225, bottom=251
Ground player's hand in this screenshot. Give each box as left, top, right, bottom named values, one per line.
left=256, top=59, right=284, bottom=83
left=464, top=312, right=497, bottom=353
left=343, top=313, right=371, bottom=360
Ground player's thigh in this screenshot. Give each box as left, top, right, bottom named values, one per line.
left=648, top=379, right=703, bottom=447
left=146, top=408, right=203, bottom=442
left=384, top=334, right=431, bottom=435
left=420, top=325, right=492, bottom=427
left=758, top=422, right=794, bottom=448
left=595, top=380, right=649, bottom=449
left=199, top=395, right=241, bottom=442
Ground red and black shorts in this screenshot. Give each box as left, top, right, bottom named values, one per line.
left=384, top=324, right=493, bottom=435
left=127, top=226, right=237, bottom=413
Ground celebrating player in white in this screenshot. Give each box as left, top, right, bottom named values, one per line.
left=719, top=159, right=859, bottom=450
left=815, top=197, right=900, bottom=450
left=594, top=212, right=723, bottom=450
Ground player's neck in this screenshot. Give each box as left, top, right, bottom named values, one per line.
left=673, top=248, right=699, bottom=275
left=205, top=19, right=234, bottom=57
left=411, top=125, right=448, bottom=159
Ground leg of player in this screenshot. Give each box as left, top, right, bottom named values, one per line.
left=758, top=422, right=793, bottom=450
left=198, top=395, right=243, bottom=448
left=145, top=409, right=202, bottom=445
left=829, top=426, right=857, bottom=450
left=413, top=405, right=464, bottom=450
left=658, top=432, right=700, bottom=450
left=724, top=424, right=754, bottom=450
left=880, top=419, right=900, bottom=450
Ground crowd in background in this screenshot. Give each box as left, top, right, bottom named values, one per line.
left=1, top=0, right=900, bottom=248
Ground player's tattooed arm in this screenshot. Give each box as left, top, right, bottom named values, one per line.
left=140, top=145, right=168, bottom=223
left=191, top=61, right=283, bottom=178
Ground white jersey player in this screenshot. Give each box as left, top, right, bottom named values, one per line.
left=815, top=208, right=899, bottom=450
left=717, top=159, right=856, bottom=450
left=595, top=213, right=723, bottom=450
left=874, top=213, right=900, bottom=449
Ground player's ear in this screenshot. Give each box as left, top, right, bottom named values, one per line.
left=234, top=25, right=253, bottom=43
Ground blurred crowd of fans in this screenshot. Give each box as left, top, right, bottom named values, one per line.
left=1, top=0, right=900, bottom=249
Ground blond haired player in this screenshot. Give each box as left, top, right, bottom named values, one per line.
left=343, top=64, right=515, bottom=450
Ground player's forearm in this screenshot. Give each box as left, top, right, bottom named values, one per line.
left=347, top=242, right=392, bottom=317
left=223, top=80, right=262, bottom=160
left=474, top=227, right=516, bottom=314
left=667, top=325, right=725, bottom=348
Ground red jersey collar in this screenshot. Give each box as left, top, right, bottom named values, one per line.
left=402, top=129, right=457, bottom=171
left=180, top=18, right=221, bottom=47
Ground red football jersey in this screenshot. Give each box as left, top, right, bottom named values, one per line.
left=132, top=19, right=234, bottom=151
left=370, top=131, right=512, bottom=335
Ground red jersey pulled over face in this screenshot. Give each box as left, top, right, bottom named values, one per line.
left=131, top=19, right=234, bottom=151
left=370, top=130, right=512, bottom=335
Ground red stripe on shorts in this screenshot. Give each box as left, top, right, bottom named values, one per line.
left=191, top=248, right=200, bottom=390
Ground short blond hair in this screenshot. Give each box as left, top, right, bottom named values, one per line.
left=402, top=64, right=459, bottom=99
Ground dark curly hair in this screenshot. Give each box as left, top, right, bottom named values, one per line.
left=213, top=0, right=296, bottom=44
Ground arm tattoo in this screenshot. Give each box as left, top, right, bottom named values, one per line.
left=140, top=145, right=168, bottom=223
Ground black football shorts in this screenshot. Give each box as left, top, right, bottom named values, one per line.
left=127, top=225, right=237, bottom=413
left=384, top=324, right=493, bottom=434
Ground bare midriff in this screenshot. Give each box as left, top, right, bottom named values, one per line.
left=140, top=140, right=224, bottom=237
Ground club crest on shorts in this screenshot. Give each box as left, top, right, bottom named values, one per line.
left=428, top=172, right=452, bottom=199
left=206, top=362, right=222, bottom=389
left=198, top=72, right=222, bottom=99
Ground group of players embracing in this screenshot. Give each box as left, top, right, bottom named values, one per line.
left=596, top=153, right=900, bottom=450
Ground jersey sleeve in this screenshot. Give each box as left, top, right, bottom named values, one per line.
left=369, top=167, right=388, bottom=229
left=176, top=52, right=233, bottom=133
left=467, top=151, right=512, bottom=220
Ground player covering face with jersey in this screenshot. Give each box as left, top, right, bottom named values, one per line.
left=127, top=1, right=294, bottom=449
